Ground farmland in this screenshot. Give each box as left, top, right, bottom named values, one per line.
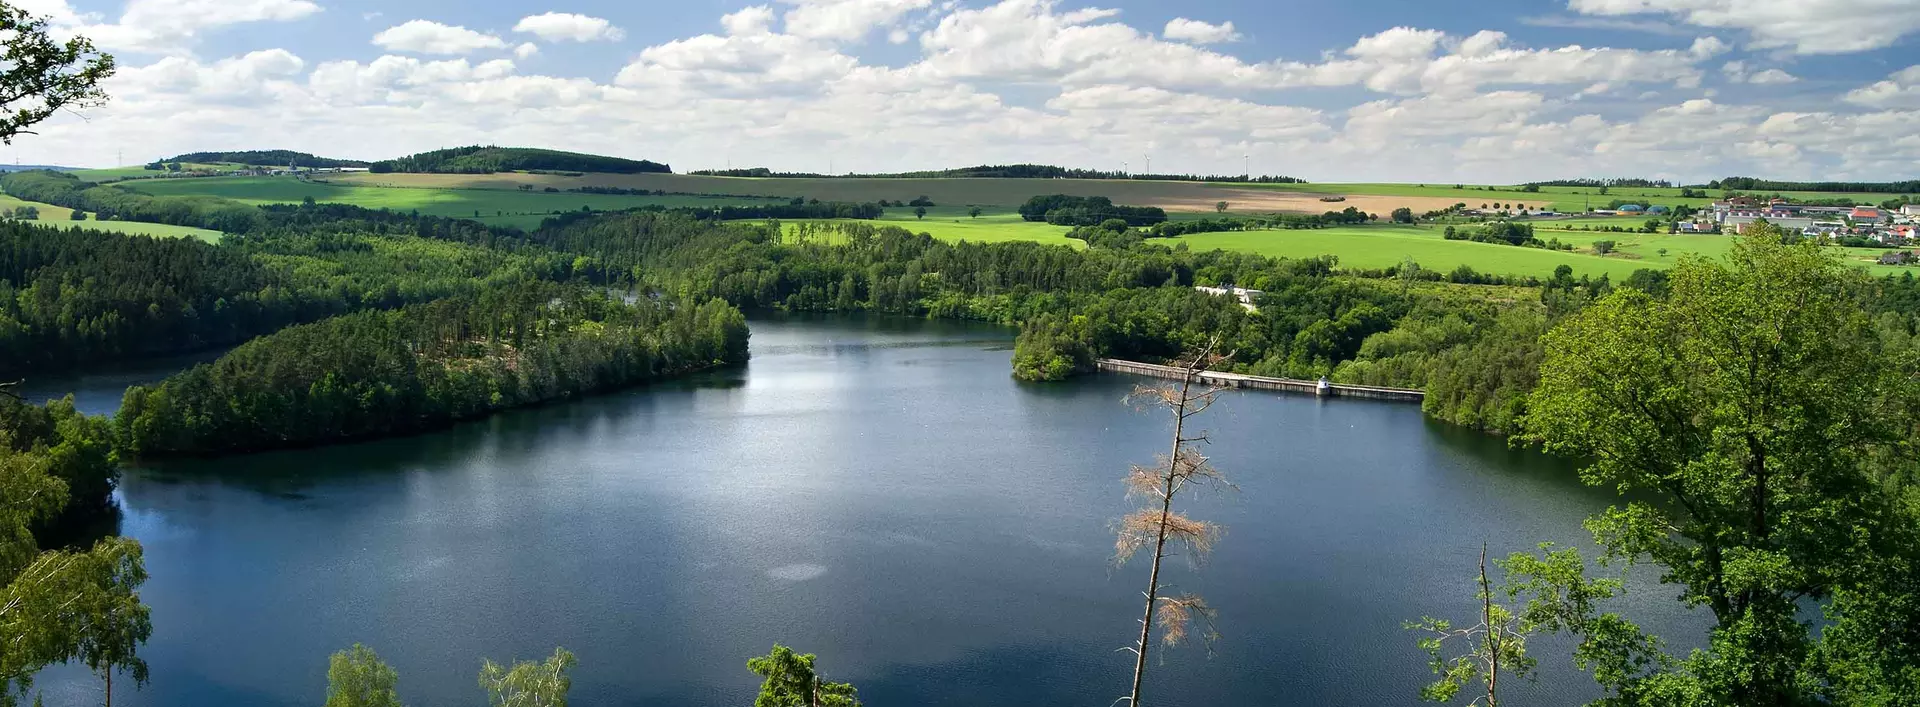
left=0, top=192, right=222, bottom=241
left=64, top=170, right=1919, bottom=279
left=122, top=176, right=784, bottom=221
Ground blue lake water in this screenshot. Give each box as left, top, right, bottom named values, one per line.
left=31, top=315, right=1696, bottom=706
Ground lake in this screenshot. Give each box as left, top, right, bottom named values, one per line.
left=30, top=315, right=1696, bottom=706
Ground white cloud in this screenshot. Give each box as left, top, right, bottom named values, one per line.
left=9, top=0, right=1918, bottom=184
left=782, top=0, right=932, bottom=41
left=722, top=6, right=777, bottom=36
left=1844, top=65, right=1920, bottom=108
left=58, top=0, right=320, bottom=54
left=373, top=20, right=508, bottom=55
left=512, top=12, right=626, bottom=43
left=1162, top=18, right=1240, bottom=44
left=1569, top=0, right=1920, bottom=55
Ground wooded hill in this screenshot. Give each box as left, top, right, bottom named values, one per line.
left=161, top=150, right=370, bottom=168
left=370, top=146, right=672, bottom=175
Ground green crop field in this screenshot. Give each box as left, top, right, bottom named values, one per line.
left=123, top=176, right=784, bottom=222
left=0, top=192, right=222, bottom=241
left=67, top=164, right=232, bottom=182
left=784, top=208, right=1088, bottom=249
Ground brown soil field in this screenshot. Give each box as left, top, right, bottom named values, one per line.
left=328, top=172, right=1488, bottom=215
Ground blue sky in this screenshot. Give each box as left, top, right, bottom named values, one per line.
left=11, top=0, right=1920, bottom=182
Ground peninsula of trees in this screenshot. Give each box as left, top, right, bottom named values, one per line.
left=116, top=281, right=749, bottom=456
left=369, top=146, right=671, bottom=175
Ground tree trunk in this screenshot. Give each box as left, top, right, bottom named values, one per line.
left=1128, top=368, right=1194, bottom=707
left=1479, top=544, right=1497, bottom=707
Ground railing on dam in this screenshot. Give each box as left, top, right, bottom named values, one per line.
left=1094, top=359, right=1425, bottom=403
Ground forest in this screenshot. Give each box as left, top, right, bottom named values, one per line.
left=1017, top=195, right=1169, bottom=226
left=116, top=281, right=748, bottom=456
left=368, top=146, right=671, bottom=175
left=1710, top=176, right=1920, bottom=193
left=0, top=208, right=568, bottom=377
left=160, top=150, right=369, bottom=168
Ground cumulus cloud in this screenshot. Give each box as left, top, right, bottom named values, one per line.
left=782, top=0, right=932, bottom=41
left=1843, top=65, right=1920, bottom=108
left=1162, top=18, right=1240, bottom=44
left=373, top=20, right=508, bottom=55
left=512, top=12, right=626, bottom=42
left=57, top=0, right=320, bottom=54
left=10, top=0, right=1919, bottom=183
left=1569, top=0, right=1920, bottom=55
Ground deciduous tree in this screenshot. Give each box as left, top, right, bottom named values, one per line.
left=478, top=647, right=574, bottom=707
left=326, top=644, right=402, bottom=707
left=746, top=644, right=859, bottom=707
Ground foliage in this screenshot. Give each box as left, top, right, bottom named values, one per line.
left=746, top=645, right=859, bottom=707
left=1516, top=226, right=1920, bottom=703
left=479, top=647, right=575, bottom=707
left=326, top=644, right=402, bottom=707
left=0, top=2, right=114, bottom=145
left=0, top=397, right=117, bottom=544
left=117, top=281, right=750, bottom=456
left=163, top=151, right=368, bottom=168
left=1017, top=195, right=1168, bottom=226
left=1406, top=545, right=1535, bottom=706
left=1712, top=176, right=1920, bottom=194
left=372, top=146, right=669, bottom=175
left=0, top=441, right=150, bottom=707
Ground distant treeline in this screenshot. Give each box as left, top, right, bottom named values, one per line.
left=117, top=281, right=749, bottom=456
left=161, top=150, right=370, bottom=168
left=691, top=164, right=1306, bottom=183
left=1710, top=177, right=1920, bottom=194
left=1018, top=195, right=1167, bottom=226
left=1523, top=178, right=1675, bottom=189
left=370, top=146, right=671, bottom=175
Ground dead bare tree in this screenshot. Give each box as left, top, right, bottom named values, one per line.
left=0, top=380, right=21, bottom=402
left=1114, top=338, right=1232, bottom=707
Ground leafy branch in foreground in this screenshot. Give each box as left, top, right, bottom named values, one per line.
left=1406, top=543, right=1535, bottom=707
left=0, top=1, right=115, bottom=143
left=747, top=644, right=860, bottom=707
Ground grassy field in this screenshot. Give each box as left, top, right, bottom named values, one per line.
left=0, top=192, right=222, bottom=241
left=787, top=208, right=1088, bottom=249
left=67, top=163, right=232, bottom=182
left=124, top=176, right=784, bottom=222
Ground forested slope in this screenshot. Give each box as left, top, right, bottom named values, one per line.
left=370, top=146, right=670, bottom=175
left=117, top=282, right=748, bottom=456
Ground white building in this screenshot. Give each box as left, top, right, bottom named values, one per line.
left=1195, top=285, right=1262, bottom=312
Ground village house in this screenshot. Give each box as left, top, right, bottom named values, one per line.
left=1852, top=207, right=1888, bottom=225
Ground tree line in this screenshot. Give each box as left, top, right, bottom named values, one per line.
left=117, top=281, right=748, bottom=457
left=161, top=150, right=368, bottom=168
left=1017, top=195, right=1168, bottom=226
left=690, top=163, right=1306, bottom=183
left=369, top=146, right=671, bottom=175
left=1711, top=176, right=1920, bottom=194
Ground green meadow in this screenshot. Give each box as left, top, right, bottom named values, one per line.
left=0, top=192, right=222, bottom=241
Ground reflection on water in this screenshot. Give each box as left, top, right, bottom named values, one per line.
left=33, top=314, right=1699, bottom=707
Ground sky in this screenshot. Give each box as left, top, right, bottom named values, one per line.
left=5, top=0, right=1920, bottom=183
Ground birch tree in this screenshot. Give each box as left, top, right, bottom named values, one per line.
left=1114, top=340, right=1231, bottom=707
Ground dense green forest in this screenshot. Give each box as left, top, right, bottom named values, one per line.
left=1710, top=176, right=1920, bottom=194
left=160, top=150, right=368, bottom=168
left=116, top=281, right=748, bottom=456
left=369, top=146, right=671, bottom=175
left=0, top=212, right=563, bottom=377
